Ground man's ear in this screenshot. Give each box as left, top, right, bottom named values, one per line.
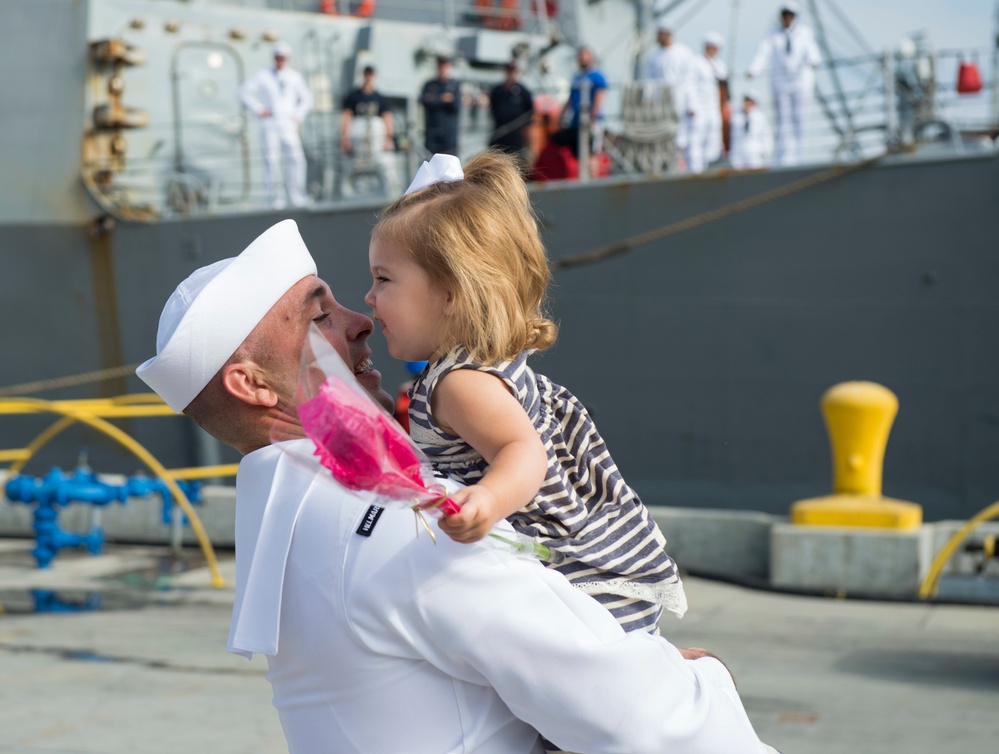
left=221, top=361, right=280, bottom=408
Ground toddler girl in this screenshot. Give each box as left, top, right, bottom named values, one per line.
left=365, top=151, right=686, bottom=634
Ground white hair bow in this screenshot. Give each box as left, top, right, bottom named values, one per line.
left=404, top=153, right=464, bottom=195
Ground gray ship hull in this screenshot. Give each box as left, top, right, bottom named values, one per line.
left=3, top=152, right=997, bottom=521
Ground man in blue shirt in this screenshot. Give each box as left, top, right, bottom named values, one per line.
left=552, top=46, right=607, bottom=158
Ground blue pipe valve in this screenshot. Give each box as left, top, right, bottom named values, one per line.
left=5, top=466, right=129, bottom=568
left=5, top=466, right=204, bottom=569
left=122, top=474, right=202, bottom=526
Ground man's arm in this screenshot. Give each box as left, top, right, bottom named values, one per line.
left=350, top=523, right=768, bottom=754
left=420, top=81, right=436, bottom=107
left=340, top=108, right=354, bottom=151
left=379, top=95, right=394, bottom=147
left=804, top=28, right=822, bottom=68
left=591, top=86, right=607, bottom=121
left=238, top=72, right=267, bottom=117
left=381, top=110, right=395, bottom=148
left=439, top=80, right=460, bottom=113
left=520, top=85, right=535, bottom=119
left=747, top=37, right=772, bottom=79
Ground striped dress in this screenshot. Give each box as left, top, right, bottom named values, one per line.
left=409, top=346, right=686, bottom=635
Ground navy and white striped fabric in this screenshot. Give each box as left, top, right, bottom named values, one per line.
left=409, top=347, right=687, bottom=635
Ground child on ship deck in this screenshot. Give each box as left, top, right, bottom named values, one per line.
left=364, top=151, right=686, bottom=635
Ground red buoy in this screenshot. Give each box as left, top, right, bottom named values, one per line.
left=957, top=60, right=983, bottom=94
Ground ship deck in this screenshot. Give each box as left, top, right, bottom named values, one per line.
left=1, top=538, right=996, bottom=753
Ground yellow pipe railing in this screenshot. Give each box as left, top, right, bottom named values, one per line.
left=918, top=498, right=999, bottom=599
left=7, top=415, right=77, bottom=477
left=168, top=464, right=241, bottom=481
left=0, top=396, right=226, bottom=587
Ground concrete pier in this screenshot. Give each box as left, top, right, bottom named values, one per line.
left=0, top=538, right=997, bottom=754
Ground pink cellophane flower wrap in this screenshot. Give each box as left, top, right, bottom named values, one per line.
left=285, top=326, right=556, bottom=561
left=298, top=373, right=460, bottom=516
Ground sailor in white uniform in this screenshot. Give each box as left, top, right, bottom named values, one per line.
left=730, top=89, right=774, bottom=169
left=645, top=22, right=696, bottom=166
left=136, top=218, right=776, bottom=754
left=747, top=2, right=821, bottom=166
left=683, top=33, right=727, bottom=174
left=239, top=43, right=314, bottom=208
left=702, top=31, right=728, bottom=164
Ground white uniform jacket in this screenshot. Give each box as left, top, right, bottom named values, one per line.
left=238, top=67, right=313, bottom=125
left=730, top=108, right=773, bottom=169
left=228, top=440, right=771, bottom=754
left=689, top=54, right=719, bottom=120
left=747, top=22, right=821, bottom=93
left=646, top=42, right=696, bottom=113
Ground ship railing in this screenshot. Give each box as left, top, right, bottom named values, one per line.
left=808, top=44, right=996, bottom=162
left=247, top=0, right=558, bottom=37
left=82, top=45, right=996, bottom=220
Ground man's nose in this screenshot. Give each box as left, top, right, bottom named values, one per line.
left=347, top=308, right=374, bottom=341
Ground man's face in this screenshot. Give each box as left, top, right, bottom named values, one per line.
left=577, top=48, right=593, bottom=69
left=657, top=30, right=672, bottom=47
left=274, top=54, right=288, bottom=70
left=258, top=275, right=392, bottom=411
left=705, top=43, right=718, bottom=58
left=781, top=11, right=795, bottom=28
left=438, top=61, right=452, bottom=79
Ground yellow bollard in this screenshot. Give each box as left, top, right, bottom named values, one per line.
left=791, top=381, right=922, bottom=530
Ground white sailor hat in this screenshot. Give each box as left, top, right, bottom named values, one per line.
left=273, top=41, right=292, bottom=58
left=743, top=87, right=761, bottom=102
left=780, top=2, right=801, bottom=14
left=655, top=17, right=672, bottom=32
left=703, top=31, right=724, bottom=48
left=136, top=220, right=317, bottom=412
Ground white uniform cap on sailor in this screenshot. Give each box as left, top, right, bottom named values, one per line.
left=703, top=31, right=724, bottom=49
left=136, top=219, right=317, bottom=412
left=272, top=41, right=292, bottom=58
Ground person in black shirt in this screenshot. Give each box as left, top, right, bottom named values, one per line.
left=420, top=56, right=461, bottom=156
left=341, top=65, right=397, bottom=195
left=488, top=61, right=535, bottom=158
left=341, top=65, right=394, bottom=155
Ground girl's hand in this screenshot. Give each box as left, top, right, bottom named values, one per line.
left=439, top=485, right=503, bottom=543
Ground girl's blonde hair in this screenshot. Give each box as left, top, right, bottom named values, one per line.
left=374, top=150, right=558, bottom=364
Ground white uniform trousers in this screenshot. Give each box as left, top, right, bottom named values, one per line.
left=261, top=118, right=307, bottom=208
left=772, top=84, right=810, bottom=166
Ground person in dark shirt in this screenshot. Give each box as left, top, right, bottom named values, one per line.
left=340, top=65, right=393, bottom=155
left=488, top=61, right=535, bottom=158
left=420, top=56, right=461, bottom=156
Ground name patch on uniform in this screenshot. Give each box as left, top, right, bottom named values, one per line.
left=356, top=505, right=384, bottom=537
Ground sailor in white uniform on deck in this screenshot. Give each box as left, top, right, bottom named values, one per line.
left=683, top=34, right=725, bottom=173
left=730, top=89, right=774, bottom=169
left=645, top=22, right=696, bottom=168
left=136, top=219, right=776, bottom=754
left=702, top=31, right=728, bottom=165
left=238, top=43, right=314, bottom=208
left=747, top=2, right=821, bottom=166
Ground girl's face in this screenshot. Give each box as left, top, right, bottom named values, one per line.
left=365, top=234, right=451, bottom=362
